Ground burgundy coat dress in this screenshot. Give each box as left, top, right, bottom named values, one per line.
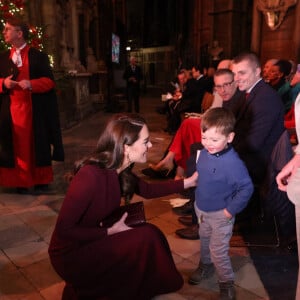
left=49, top=165, right=184, bottom=300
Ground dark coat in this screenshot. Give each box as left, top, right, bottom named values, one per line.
left=233, top=79, right=285, bottom=183
left=0, top=48, right=64, bottom=167
left=261, top=130, right=295, bottom=236
left=183, top=77, right=207, bottom=113
left=123, top=64, right=143, bottom=88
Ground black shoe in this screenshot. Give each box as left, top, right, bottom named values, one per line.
left=33, top=184, right=54, bottom=195
left=172, top=200, right=193, bottom=216
left=178, top=216, right=193, bottom=226
left=141, top=167, right=175, bottom=179
left=219, top=280, right=236, bottom=300
left=188, top=262, right=215, bottom=285
left=16, top=187, right=30, bottom=194
left=175, top=225, right=199, bottom=240
left=35, top=184, right=49, bottom=189
left=179, top=189, right=192, bottom=199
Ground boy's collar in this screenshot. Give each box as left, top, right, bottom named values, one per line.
left=211, top=144, right=232, bottom=157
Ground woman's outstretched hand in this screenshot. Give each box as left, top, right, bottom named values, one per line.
left=276, top=154, right=300, bottom=192
left=183, top=171, right=198, bottom=189
left=107, top=212, right=132, bottom=235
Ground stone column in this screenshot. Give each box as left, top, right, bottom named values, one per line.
left=293, top=1, right=300, bottom=60
left=251, top=0, right=262, bottom=54
left=71, top=0, right=79, bottom=59
left=41, top=0, right=56, bottom=56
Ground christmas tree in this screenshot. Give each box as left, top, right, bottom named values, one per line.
left=0, top=0, right=45, bottom=52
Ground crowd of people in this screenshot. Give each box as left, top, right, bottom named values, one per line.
left=147, top=56, right=299, bottom=186
left=157, top=65, right=214, bottom=134
left=2, top=15, right=300, bottom=300
left=51, top=52, right=298, bottom=299
left=150, top=57, right=299, bottom=180
left=143, top=53, right=300, bottom=296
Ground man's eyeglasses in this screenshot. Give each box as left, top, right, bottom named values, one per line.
left=2, top=27, right=20, bottom=33
left=214, top=80, right=234, bottom=91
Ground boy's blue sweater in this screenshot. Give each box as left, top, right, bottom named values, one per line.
left=195, top=146, right=254, bottom=216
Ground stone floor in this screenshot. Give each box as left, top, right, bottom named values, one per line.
left=0, top=91, right=297, bottom=299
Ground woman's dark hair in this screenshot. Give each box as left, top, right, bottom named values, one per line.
left=274, top=59, right=292, bottom=78
left=74, top=113, right=147, bottom=202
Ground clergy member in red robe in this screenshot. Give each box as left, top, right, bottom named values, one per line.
left=0, top=16, right=64, bottom=194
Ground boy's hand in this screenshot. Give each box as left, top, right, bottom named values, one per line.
left=183, top=171, right=198, bottom=189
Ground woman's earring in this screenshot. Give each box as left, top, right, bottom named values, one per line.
left=127, top=153, right=132, bottom=166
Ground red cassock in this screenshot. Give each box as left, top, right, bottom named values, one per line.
left=0, top=46, right=54, bottom=187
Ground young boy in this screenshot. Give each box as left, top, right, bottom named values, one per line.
left=189, top=107, right=254, bottom=300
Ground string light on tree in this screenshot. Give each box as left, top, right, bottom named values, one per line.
left=0, top=0, right=46, bottom=52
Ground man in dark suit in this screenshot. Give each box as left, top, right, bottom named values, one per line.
left=231, top=52, right=285, bottom=184
left=176, top=59, right=293, bottom=242
left=232, top=52, right=295, bottom=244
left=123, top=56, right=143, bottom=113
left=188, top=64, right=210, bottom=112
left=166, top=67, right=209, bottom=133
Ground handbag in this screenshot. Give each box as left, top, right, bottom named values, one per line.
left=99, top=201, right=146, bottom=228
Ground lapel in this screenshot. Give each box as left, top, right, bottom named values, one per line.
left=0, top=51, right=19, bottom=80
left=235, top=91, right=252, bottom=122
left=235, top=80, right=263, bottom=122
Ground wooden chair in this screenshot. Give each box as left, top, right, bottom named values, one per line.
left=201, top=92, right=214, bottom=112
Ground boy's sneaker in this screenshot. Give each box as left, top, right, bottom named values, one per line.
left=219, top=280, right=236, bottom=300
left=188, top=262, right=214, bottom=285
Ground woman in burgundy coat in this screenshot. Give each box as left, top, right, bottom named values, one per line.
left=48, top=113, right=198, bottom=300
